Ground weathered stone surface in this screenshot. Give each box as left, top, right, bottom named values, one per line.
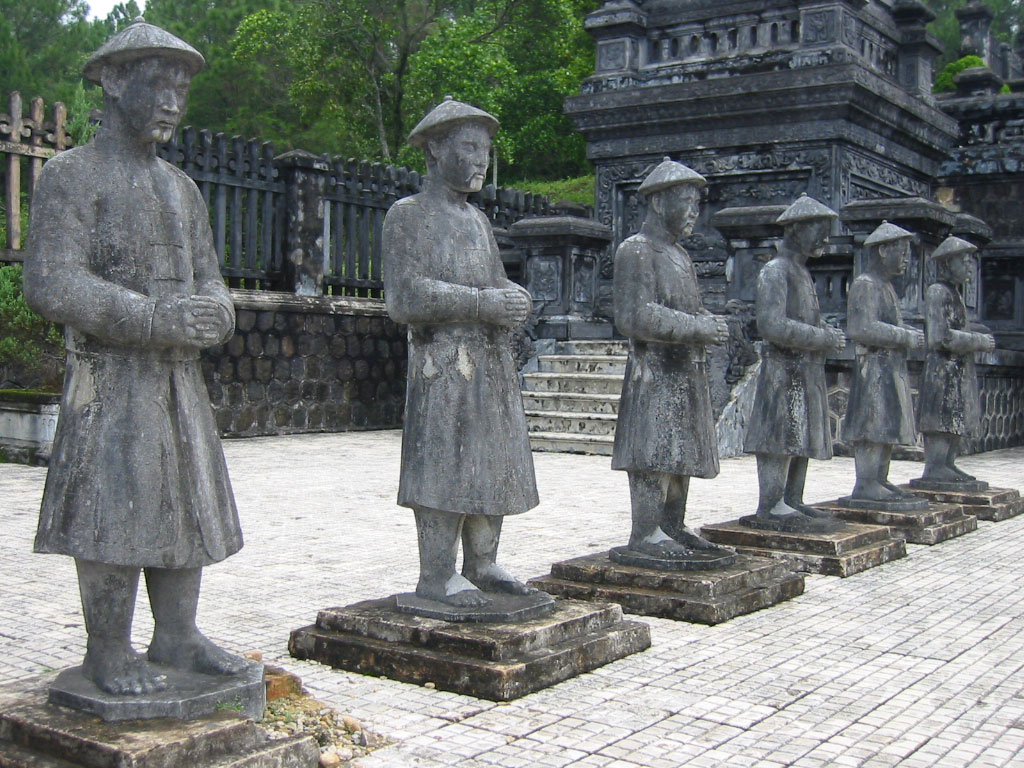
left=394, top=591, right=555, bottom=623
left=289, top=597, right=650, bottom=701
left=700, top=521, right=907, bottom=578
left=528, top=552, right=803, bottom=625
left=812, top=499, right=977, bottom=545
left=48, top=662, right=265, bottom=722
left=0, top=679, right=318, bottom=768
left=899, top=484, right=1024, bottom=522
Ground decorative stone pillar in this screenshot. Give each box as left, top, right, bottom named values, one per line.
left=508, top=205, right=613, bottom=339
left=584, top=0, right=648, bottom=79
left=956, top=1, right=995, bottom=65
left=275, top=149, right=330, bottom=296
left=954, top=66, right=1005, bottom=98
left=893, top=1, right=942, bottom=103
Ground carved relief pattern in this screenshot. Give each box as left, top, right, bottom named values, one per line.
left=527, top=255, right=561, bottom=304
left=572, top=255, right=596, bottom=307
left=840, top=153, right=928, bottom=204
left=598, top=41, right=627, bottom=72
left=803, top=11, right=837, bottom=44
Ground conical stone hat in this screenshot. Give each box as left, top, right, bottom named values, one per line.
left=776, top=193, right=838, bottom=224
left=931, top=235, right=977, bottom=262
left=864, top=220, right=914, bottom=247
left=84, top=17, right=204, bottom=85
left=638, top=157, right=707, bottom=196
left=407, top=96, right=499, bottom=149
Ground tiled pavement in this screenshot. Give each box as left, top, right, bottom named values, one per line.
left=2, top=431, right=1024, bottom=767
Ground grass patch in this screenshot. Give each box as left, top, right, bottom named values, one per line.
left=513, top=175, right=595, bottom=208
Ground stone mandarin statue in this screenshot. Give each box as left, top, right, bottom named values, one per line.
left=914, top=236, right=996, bottom=487
left=610, top=158, right=735, bottom=567
left=742, top=194, right=846, bottom=531
left=23, top=19, right=246, bottom=696
left=382, top=97, right=542, bottom=611
left=842, top=222, right=926, bottom=505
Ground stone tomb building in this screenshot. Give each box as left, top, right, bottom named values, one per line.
left=555, top=0, right=1024, bottom=453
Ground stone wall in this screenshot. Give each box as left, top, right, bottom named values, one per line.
left=201, top=289, right=407, bottom=437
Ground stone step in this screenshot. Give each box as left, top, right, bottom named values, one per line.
left=537, top=355, right=627, bottom=375
left=530, top=431, right=615, bottom=456
left=209, top=735, right=320, bottom=768
left=897, top=484, right=1024, bottom=522
left=812, top=500, right=978, bottom=544
left=553, top=340, right=629, bottom=356
left=526, top=411, right=618, bottom=437
left=522, top=372, right=624, bottom=395
left=521, top=392, right=620, bottom=415
left=699, top=521, right=908, bottom=577
left=0, top=740, right=80, bottom=768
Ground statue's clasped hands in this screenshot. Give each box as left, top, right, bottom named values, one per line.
left=479, top=286, right=531, bottom=327
left=701, top=315, right=730, bottom=346
left=906, top=327, right=926, bottom=350
left=152, top=295, right=232, bottom=348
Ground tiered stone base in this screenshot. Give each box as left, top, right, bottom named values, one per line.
left=0, top=679, right=319, bottom=768
left=900, top=483, right=1024, bottom=522
left=812, top=499, right=976, bottom=545
left=289, top=597, right=650, bottom=701
left=527, top=552, right=803, bottom=625
left=699, top=520, right=907, bottom=577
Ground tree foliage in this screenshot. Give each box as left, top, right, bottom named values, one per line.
left=926, top=1, right=1024, bottom=67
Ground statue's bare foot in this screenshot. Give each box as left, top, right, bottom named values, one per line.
left=148, top=631, right=246, bottom=676
left=83, top=646, right=167, bottom=695
left=950, top=464, right=976, bottom=482
left=672, top=526, right=718, bottom=551
left=881, top=480, right=913, bottom=498
left=417, top=573, right=490, bottom=607
left=463, top=563, right=537, bottom=595
left=763, top=499, right=803, bottom=520
left=922, top=466, right=962, bottom=483
left=629, top=538, right=696, bottom=559
left=851, top=480, right=900, bottom=502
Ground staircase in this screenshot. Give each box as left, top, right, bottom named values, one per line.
left=521, top=340, right=627, bottom=455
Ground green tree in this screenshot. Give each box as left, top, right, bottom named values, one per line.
left=926, top=0, right=1024, bottom=68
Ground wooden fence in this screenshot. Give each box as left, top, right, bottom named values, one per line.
left=0, top=92, right=551, bottom=296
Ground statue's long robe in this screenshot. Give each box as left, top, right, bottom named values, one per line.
left=24, top=141, right=241, bottom=568
left=382, top=193, right=538, bottom=516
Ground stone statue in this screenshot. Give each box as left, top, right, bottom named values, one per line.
left=23, top=19, right=246, bottom=696
left=742, top=194, right=846, bottom=531
left=610, top=158, right=735, bottom=567
left=382, top=98, right=545, bottom=614
left=914, top=236, right=995, bottom=487
left=841, top=222, right=926, bottom=506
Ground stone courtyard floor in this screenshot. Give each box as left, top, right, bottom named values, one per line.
left=2, top=431, right=1024, bottom=767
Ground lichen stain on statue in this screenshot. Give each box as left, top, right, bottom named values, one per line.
left=910, top=236, right=996, bottom=493
left=839, top=222, right=928, bottom=511
left=22, top=18, right=261, bottom=720
left=382, top=97, right=553, bottom=621
left=609, top=158, right=737, bottom=570
left=741, top=194, right=847, bottom=533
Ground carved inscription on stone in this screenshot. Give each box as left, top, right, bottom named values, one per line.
left=803, top=11, right=837, bottom=44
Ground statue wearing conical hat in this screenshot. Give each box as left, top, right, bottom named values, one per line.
left=841, top=222, right=926, bottom=507
left=914, top=236, right=995, bottom=487
left=742, top=194, right=846, bottom=531
left=609, top=158, right=736, bottom=568
left=382, top=98, right=548, bottom=615
left=23, top=18, right=247, bottom=700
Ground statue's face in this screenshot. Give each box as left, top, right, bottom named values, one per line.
left=948, top=252, right=973, bottom=283
left=108, top=57, right=190, bottom=144
left=879, top=239, right=910, bottom=277
left=657, top=184, right=701, bottom=238
left=790, top=218, right=832, bottom=258
left=429, top=122, right=492, bottom=194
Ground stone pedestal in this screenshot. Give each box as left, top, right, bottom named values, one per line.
left=527, top=552, right=804, bottom=625
left=0, top=678, right=319, bottom=768
left=812, top=499, right=976, bottom=545
left=699, top=521, right=907, bottom=577
left=48, top=662, right=266, bottom=722
left=289, top=597, right=650, bottom=701
left=900, top=483, right=1024, bottom=522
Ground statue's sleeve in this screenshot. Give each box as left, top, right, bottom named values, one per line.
left=847, top=278, right=907, bottom=348
left=926, top=283, right=983, bottom=355
left=755, top=261, right=830, bottom=351
left=186, top=178, right=235, bottom=343
left=23, top=156, right=158, bottom=346
left=382, top=200, right=478, bottom=324
left=613, top=241, right=705, bottom=344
